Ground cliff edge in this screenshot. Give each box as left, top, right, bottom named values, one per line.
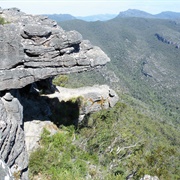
left=0, top=8, right=115, bottom=180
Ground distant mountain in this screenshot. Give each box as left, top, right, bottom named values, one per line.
left=117, top=9, right=180, bottom=19
left=45, top=14, right=76, bottom=22
left=118, top=9, right=154, bottom=18
left=45, top=10, right=180, bottom=23
left=155, top=11, right=180, bottom=19
left=77, top=14, right=117, bottom=21
left=45, top=13, right=116, bottom=22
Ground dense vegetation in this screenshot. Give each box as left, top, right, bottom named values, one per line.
left=29, top=17, right=180, bottom=179
left=0, top=16, right=6, bottom=24
left=59, top=17, right=180, bottom=125
left=29, top=95, right=180, bottom=179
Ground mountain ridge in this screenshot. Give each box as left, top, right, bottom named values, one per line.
left=45, top=9, right=180, bottom=22
left=117, top=9, right=180, bottom=19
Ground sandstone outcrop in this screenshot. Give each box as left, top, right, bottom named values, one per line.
left=0, top=8, right=116, bottom=179
left=23, top=85, right=119, bottom=154
left=155, top=33, right=180, bottom=49
left=0, top=91, right=28, bottom=179
left=0, top=8, right=110, bottom=91
left=47, top=85, right=119, bottom=122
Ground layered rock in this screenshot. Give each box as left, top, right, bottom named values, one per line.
left=0, top=91, right=28, bottom=179
left=0, top=159, right=14, bottom=180
left=0, top=8, right=110, bottom=91
left=0, top=8, right=114, bottom=179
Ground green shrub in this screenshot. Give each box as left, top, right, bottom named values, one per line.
left=0, top=16, right=7, bottom=25
left=29, top=98, right=180, bottom=179
left=29, top=127, right=99, bottom=180
left=52, top=75, right=68, bottom=87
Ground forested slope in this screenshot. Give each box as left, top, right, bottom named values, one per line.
left=59, top=17, right=180, bottom=125
left=29, top=17, right=180, bottom=180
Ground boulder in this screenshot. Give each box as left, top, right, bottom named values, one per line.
left=140, top=175, right=159, bottom=180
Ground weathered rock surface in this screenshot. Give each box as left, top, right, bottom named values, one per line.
left=140, top=175, right=159, bottom=180
left=0, top=159, right=14, bottom=180
left=0, top=8, right=110, bottom=91
left=24, top=120, right=58, bottom=154
left=46, top=85, right=119, bottom=122
left=0, top=92, right=28, bottom=179
left=0, top=8, right=114, bottom=180
left=23, top=85, right=119, bottom=154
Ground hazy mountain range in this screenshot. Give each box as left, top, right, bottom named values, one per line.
left=45, top=9, right=180, bottom=22
left=118, top=9, right=180, bottom=19
left=76, top=14, right=117, bottom=21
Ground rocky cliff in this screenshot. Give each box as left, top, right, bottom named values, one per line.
left=155, top=33, right=180, bottom=48
left=0, top=8, right=114, bottom=179
left=0, top=8, right=110, bottom=91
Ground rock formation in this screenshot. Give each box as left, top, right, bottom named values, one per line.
left=47, top=85, right=119, bottom=122
left=0, top=8, right=116, bottom=179
left=0, top=159, right=14, bottom=180
left=0, top=91, right=28, bottom=179
left=24, top=120, right=58, bottom=155
left=0, top=8, right=110, bottom=91
left=155, top=33, right=180, bottom=49
left=24, top=85, right=119, bottom=154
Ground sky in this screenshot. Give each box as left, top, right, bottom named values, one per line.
left=0, top=0, right=180, bottom=16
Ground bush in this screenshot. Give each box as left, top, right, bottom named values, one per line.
left=29, top=127, right=99, bottom=180
left=0, top=16, right=6, bottom=25
left=29, top=98, right=180, bottom=179
left=52, top=75, right=68, bottom=87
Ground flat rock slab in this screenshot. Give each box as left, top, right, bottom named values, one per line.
left=46, top=84, right=119, bottom=118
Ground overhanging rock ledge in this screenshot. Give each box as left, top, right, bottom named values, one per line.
left=0, top=8, right=110, bottom=91
left=0, top=7, right=114, bottom=180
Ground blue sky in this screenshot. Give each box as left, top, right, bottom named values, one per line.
left=0, top=0, right=180, bottom=16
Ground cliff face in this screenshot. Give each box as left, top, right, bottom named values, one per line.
left=0, top=8, right=113, bottom=179
left=0, top=92, right=28, bottom=179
